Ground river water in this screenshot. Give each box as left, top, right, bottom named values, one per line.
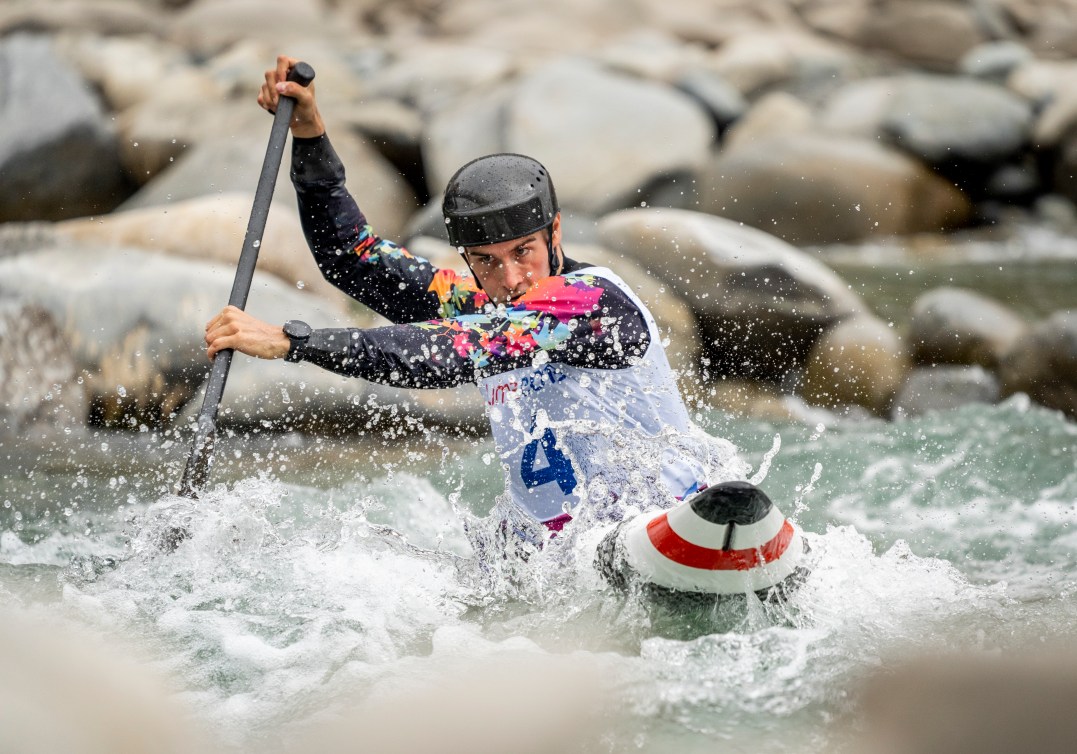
left=2, top=397, right=1075, bottom=752
left=2, top=222, right=1076, bottom=752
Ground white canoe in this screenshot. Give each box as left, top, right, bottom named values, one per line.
left=596, top=481, right=806, bottom=596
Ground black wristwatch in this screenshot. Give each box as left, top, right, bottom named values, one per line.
left=282, top=319, right=312, bottom=362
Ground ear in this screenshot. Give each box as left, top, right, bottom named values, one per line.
left=551, top=213, right=562, bottom=249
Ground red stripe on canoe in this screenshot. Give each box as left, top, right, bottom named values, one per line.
left=646, top=516, right=795, bottom=571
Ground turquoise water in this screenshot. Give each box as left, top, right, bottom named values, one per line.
left=2, top=398, right=1075, bottom=752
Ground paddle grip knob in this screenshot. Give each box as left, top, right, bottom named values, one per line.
left=287, top=61, right=316, bottom=88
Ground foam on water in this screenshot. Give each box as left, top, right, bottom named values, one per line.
left=1, top=402, right=1075, bottom=752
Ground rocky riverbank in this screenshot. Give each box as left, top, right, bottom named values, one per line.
left=1, top=0, right=1076, bottom=440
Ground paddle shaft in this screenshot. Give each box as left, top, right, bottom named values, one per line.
left=177, top=62, right=315, bottom=499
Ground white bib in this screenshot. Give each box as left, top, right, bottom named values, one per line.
left=478, top=267, right=707, bottom=522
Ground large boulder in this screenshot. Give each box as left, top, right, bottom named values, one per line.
left=818, top=75, right=1034, bottom=168
left=119, top=131, right=417, bottom=242
left=168, top=0, right=351, bottom=59
left=597, top=208, right=866, bottom=381
left=697, top=135, right=972, bottom=245
left=0, top=1, right=163, bottom=37
left=999, top=310, right=1077, bottom=420
left=56, top=193, right=354, bottom=308
left=0, top=34, right=130, bottom=221
left=855, top=0, right=988, bottom=71
left=702, top=28, right=861, bottom=96
left=424, top=57, right=715, bottom=215
left=364, top=41, right=516, bottom=115
left=0, top=245, right=359, bottom=428
left=722, top=91, right=814, bottom=152
left=0, top=298, right=87, bottom=437
left=891, top=365, right=1000, bottom=419
left=801, top=314, right=911, bottom=414
left=908, top=287, right=1028, bottom=368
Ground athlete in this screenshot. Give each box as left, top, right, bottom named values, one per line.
left=204, top=56, right=737, bottom=545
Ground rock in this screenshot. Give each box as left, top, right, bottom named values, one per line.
left=591, top=29, right=707, bottom=82
left=1007, top=60, right=1077, bottom=106
left=819, top=75, right=1034, bottom=167
left=0, top=34, right=130, bottom=221
left=673, top=69, right=749, bottom=134
left=0, top=245, right=358, bottom=429
left=0, top=298, right=87, bottom=437
left=908, top=287, right=1028, bottom=368
left=424, top=57, right=715, bottom=216
left=168, top=0, right=350, bottom=59
left=722, top=91, right=814, bottom=152
left=698, top=135, right=972, bottom=245
left=119, top=131, right=417, bottom=242
left=55, top=33, right=192, bottom=113
left=703, top=29, right=860, bottom=96
left=116, top=81, right=252, bottom=186
left=802, top=314, right=910, bottom=414
left=959, top=41, right=1033, bottom=83
left=364, top=42, right=515, bottom=115
left=0, top=1, right=163, bottom=37
left=55, top=193, right=355, bottom=308
left=891, top=365, right=1001, bottom=419
left=999, top=310, right=1077, bottom=420
left=597, top=208, right=866, bottom=381
left=857, top=0, right=987, bottom=71
left=336, top=99, right=424, bottom=192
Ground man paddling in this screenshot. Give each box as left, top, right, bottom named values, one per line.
left=204, top=56, right=739, bottom=546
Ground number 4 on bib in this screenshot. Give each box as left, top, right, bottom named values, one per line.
left=521, top=429, right=577, bottom=495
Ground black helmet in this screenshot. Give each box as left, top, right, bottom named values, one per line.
left=442, top=153, right=559, bottom=249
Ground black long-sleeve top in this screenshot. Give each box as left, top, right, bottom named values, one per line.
left=286, top=134, right=651, bottom=389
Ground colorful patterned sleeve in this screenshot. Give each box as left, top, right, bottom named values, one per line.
left=290, top=271, right=652, bottom=388
left=291, top=134, right=488, bottom=322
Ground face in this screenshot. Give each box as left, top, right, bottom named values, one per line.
left=464, top=214, right=562, bottom=305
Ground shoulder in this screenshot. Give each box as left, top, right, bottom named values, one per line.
left=428, top=268, right=489, bottom=317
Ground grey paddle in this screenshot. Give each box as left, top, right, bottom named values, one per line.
left=177, top=61, right=315, bottom=500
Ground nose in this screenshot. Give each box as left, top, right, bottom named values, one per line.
left=499, top=260, right=529, bottom=298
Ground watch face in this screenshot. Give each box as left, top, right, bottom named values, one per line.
left=284, top=320, right=312, bottom=340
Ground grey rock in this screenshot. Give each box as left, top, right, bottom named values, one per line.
left=999, top=309, right=1077, bottom=420
left=0, top=245, right=359, bottom=429
left=819, top=75, right=1034, bottom=166
left=857, top=1, right=987, bottom=71
left=674, top=69, right=749, bottom=133
left=120, top=131, right=417, bottom=242
left=0, top=297, right=87, bottom=437
left=0, top=34, right=130, bottom=221
left=597, top=208, right=866, bottom=381
left=959, top=41, right=1033, bottom=83
left=0, top=1, right=163, bottom=37
left=909, top=287, right=1027, bottom=368
left=425, top=57, right=714, bottom=215
left=698, top=135, right=971, bottom=245
left=891, top=365, right=1000, bottom=419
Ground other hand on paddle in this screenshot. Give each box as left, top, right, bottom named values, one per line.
left=205, top=306, right=289, bottom=361
left=258, top=54, right=325, bottom=139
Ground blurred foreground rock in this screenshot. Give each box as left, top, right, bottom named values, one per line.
left=854, top=648, right=1077, bottom=754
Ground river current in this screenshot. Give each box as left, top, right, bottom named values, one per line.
left=1, top=396, right=1075, bottom=753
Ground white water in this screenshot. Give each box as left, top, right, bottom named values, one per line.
left=1, top=399, right=1075, bottom=752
